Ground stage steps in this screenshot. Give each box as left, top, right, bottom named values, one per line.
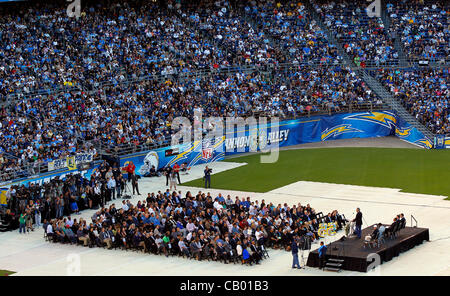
left=324, top=258, right=344, bottom=272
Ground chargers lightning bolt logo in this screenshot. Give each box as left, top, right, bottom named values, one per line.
left=344, top=111, right=397, bottom=129
left=415, top=138, right=433, bottom=149
left=321, top=124, right=362, bottom=141
left=395, top=127, right=412, bottom=138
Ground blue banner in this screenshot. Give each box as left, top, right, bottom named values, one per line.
left=120, top=139, right=226, bottom=177
left=1, top=110, right=436, bottom=187
left=122, top=110, right=434, bottom=174
left=224, top=111, right=407, bottom=154
left=393, top=112, right=433, bottom=149
left=0, top=164, right=100, bottom=188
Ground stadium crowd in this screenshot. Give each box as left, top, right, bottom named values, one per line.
left=0, top=66, right=382, bottom=180
left=0, top=0, right=240, bottom=98
left=387, top=0, right=449, bottom=62
left=373, top=68, right=449, bottom=135
left=245, top=0, right=342, bottom=65
left=312, top=0, right=399, bottom=67
left=0, top=0, right=448, bottom=182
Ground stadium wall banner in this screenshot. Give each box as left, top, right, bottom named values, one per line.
left=121, top=110, right=435, bottom=174
left=48, top=153, right=94, bottom=171
left=0, top=111, right=436, bottom=186
left=0, top=163, right=101, bottom=189
left=392, top=111, right=434, bottom=149
left=223, top=110, right=434, bottom=154
left=120, top=139, right=225, bottom=177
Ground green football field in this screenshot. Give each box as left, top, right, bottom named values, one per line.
left=182, top=148, right=450, bottom=199
left=0, top=270, right=15, bottom=276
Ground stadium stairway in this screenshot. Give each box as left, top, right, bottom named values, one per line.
left=380, top=0, right=410, bottom=68
left=359, top=70, right=435, bottom=140
left=304, top=0, right=356, bottom=68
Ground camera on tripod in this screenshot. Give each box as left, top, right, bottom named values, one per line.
left=297, top=235, right=312, bottom=251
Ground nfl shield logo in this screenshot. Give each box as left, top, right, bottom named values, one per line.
left=202, top=148, right=213, bottom=160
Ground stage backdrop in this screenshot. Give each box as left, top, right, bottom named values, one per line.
left=120, top=110, right=435, bottom=175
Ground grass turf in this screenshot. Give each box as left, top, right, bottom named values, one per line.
left=0, top=270, right=16, bottom=276
left=182, top=148, right=450, bottom=199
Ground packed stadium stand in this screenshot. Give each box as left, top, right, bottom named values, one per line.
left=387, top=0, right=449, bottom=63
left=372, top=68, right=449, bottom=134
left=312, top=0, right=399, bottom=67
left=0, top=0, right=448, bottom=182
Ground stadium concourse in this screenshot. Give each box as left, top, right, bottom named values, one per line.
left=0, top=154, right=449, bottom=276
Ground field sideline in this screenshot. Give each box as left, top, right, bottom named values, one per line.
left=183, top=148, right=450, bottom=199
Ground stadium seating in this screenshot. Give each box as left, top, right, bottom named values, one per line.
left=372, top=68, right=449, bottom=135
left=245, top=0, right=342, bottom=65
left=0, top=0, right=448, bottom=180
left=312, top=0, right=399, bottom=67
left=387, top=0, right=449, bottom=63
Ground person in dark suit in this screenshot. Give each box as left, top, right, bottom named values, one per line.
left=386, top=217, right=398, bottom=236
left=370, top=225, right=379, bottom=240
left=164, top=166, right=172, bottom=186
left=352, top=208, right=362, bottom=239
left=204, top=166, right=212, bottom=188
left=131, top=173, right=141, bottom=195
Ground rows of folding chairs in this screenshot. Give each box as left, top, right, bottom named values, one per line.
left=44, top=227, right=270, bottom=266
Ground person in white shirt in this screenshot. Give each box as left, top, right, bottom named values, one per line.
left=46, top=223, right=53, bottom=235
left=66, top=217, right=74, bottom=227
left=186, top=220, right=196, bottom=233
left=213, top=198, right=222, bottom=211
left=94, top=184, right=101, bottom=206
left=122, top=200, right=129, bottom=211
left=236, top=241, right=243, bottom=257
left=178, top=238, right=190, bottom=257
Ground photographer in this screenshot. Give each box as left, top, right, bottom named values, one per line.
left=203, top=166, right=212, bottom=189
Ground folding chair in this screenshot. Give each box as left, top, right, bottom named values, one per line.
left=259, top=245, right=269, bottom=259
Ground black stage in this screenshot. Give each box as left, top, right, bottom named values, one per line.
left=306, top=225, right=429, bottom=272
